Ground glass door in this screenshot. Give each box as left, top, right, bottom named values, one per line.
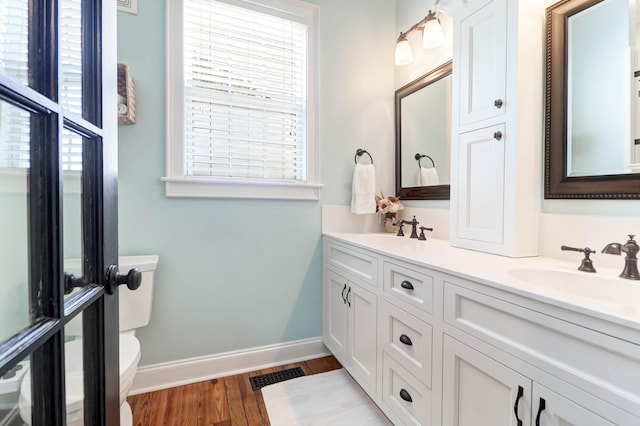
left=0, top=0, right=122, bottom=424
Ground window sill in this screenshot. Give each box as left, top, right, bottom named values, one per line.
left=0, top=169, right=81, bottom=194
left=161, top=176, right=323, bottom=200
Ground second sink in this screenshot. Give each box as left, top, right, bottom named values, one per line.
left=508, top=267, right=640, bottom=315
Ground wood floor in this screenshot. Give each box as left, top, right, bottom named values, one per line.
left=127, top=355, right=342, bottom=426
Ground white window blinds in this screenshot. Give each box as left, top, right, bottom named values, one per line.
left=0, top=0, right=83, bottom=171
left=183, top=0, right=308, bottom=181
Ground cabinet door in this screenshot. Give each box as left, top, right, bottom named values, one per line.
left=323, top=269, right=348, bottom=360
left=455, top=124, right=505, bottom=244
left=458, top=0, right=507, bottom=126
left=532, top=383, right=615, bottom=426
left=443, top=335, right=531, bottom=426
left=348, top=283, right=378, bottom=394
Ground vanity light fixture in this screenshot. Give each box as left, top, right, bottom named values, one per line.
left=422, top=12, right=445, bottom=49
left=395, top=32, right=413, bottom=66
left=394, top=1, right=445, bottom=66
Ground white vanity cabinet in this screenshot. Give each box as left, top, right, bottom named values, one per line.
left=322, top=241, right=378, bottom=397
left=442, top=278, right=640, bottom=425
left=322, top=234, right=640, bottom=425
left=443, top=335, right=619, bottom=426
left=443, top=335, right=533, bottom=425
left=379, top=260, right=438, bottom=425
left=450, top=0, right=543, bottom=257
left=322, top=238, right=439, bottom=425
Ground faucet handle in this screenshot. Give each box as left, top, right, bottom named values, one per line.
left=418, top=226, right=433, bottom=241
left=394, top=219, right=406, bottom=237
left=560, top=245, right=596, bottom=273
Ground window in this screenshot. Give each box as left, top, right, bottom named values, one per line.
left=0, top=0, right=84, bottom=194
left=164, top=0, right=321, bottom=199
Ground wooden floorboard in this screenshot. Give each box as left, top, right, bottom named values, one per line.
left=224, top=375, right=248, bottom=426
left=128, top=356, right=341, bottom=425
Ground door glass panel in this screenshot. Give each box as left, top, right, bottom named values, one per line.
left=63, top=128, right=83, bottom=300
left=0, top=99, right=31, bottom=343
left=0, top=353, right=30, bottom=425
left=0, top=0, right=29, bottom=86
left=64, top=322, right=85, bottom=425
left=61, top=0, right=83, bottom=116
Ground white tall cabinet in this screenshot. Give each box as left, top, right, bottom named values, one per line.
left=450, top=0, right=544, bottom=257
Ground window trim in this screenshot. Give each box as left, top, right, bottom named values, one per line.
left=164, top=0, right=321, bottom=200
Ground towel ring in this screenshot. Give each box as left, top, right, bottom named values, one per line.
left=415, top=153, right=435, bottom=169
left=355, top=149, right=374, bottom=164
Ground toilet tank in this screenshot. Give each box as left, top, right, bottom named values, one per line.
left=64, top=255, right=159, bottom=335
left=118, top=255, right=159, bottom=333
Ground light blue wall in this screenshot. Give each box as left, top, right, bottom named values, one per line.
left=117, top=0, right=396, bottom=365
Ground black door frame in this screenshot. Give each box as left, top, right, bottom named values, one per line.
left=0, top=0, right=120, bottom=424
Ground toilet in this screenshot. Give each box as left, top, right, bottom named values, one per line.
left=18, top=255, right=159, bottom=426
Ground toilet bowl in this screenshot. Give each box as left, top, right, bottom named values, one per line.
left=18, top=255, right=158, bottom=426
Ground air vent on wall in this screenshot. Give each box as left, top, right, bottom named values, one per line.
left=118, top=0, right=138, bottom=15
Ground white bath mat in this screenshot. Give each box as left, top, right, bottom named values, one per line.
left=261, top=368, right=392, bottom=426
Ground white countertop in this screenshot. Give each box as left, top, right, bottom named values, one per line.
left=323, top=232, right=640, bottom=330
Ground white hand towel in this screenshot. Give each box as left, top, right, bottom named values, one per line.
left=418, top=167, right=439, bottom=186
left=351, top=164, right=376, bottom=214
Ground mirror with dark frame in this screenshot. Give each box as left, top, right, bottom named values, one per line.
left=395, top=61, right=452, bottom=200
left=545, top=0, right=640, bottom=199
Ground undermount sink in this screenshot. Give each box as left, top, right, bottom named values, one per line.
left=508, top=268, right=640, bottom=316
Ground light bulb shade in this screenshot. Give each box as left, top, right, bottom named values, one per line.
left=395, top=38, right=413, bottom=66
left=422, top=18, right=445, bottom=49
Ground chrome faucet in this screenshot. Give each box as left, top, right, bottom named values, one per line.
left=602, top=235, right=640, bottom=280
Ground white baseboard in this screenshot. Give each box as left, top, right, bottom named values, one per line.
left=130, top=337, right=330, bottom=395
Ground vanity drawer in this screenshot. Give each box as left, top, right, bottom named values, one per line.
left=380, top=301, right=432, bottom=387
left=382, top=352, right=431, bottom=426
left=443, top=281, right=640, bottom=411
left=324, top=241, right=378, bottom=288
left=383, top=261, right=434, bottom=316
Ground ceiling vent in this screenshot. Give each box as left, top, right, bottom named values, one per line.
left=117, top=0, right=138, bottom=15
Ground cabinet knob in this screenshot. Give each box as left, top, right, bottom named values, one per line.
left=400, top=280, right=414, bottom=290
left=399, top=334, right=413, bottom=346
left=494, top=98, right=503, bottom=109
left=341, top=284, right=347, bottom=304
left=399, top=388, right=413, bottom=403
left=493, top=131, right=503, bottom=141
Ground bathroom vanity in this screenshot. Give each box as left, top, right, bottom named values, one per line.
left=322, top=233, right=640, bottom=425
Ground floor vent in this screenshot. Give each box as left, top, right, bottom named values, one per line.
left=249, top=367, right=306, bottom=391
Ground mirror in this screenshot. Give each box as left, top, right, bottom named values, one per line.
left=395, top=61, right=452, bottom=200
left=545, top=0, right=640, bottom=198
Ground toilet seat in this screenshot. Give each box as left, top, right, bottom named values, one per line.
left=19, top=334, right=141, bottom=426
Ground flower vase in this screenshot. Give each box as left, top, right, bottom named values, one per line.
left=383, top=213, right=398, bottom=233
